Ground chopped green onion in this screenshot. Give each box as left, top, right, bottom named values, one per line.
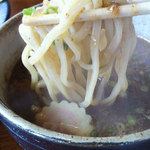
left=140, top=85, right=149, bottom=92
left=90, top=130, right=98, bottom=137
left=63, top=42, right=68, bottom=51
left=139, top=71, right=144, bottom=76
left=23, top=8, right=36, bottom=16
left=46, top=7, right=58, bottom=14
left=107, top=126, right=115, bottom=134
left=126, top=115, right=136, bottom=127
left=116, top=123, right=125, bottom=132
left=135, top=107, right=144, bottom=114
left=52, top=40, right=55, bottom=45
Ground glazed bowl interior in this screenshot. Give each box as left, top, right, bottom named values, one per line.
left=0, top=14, right=24, bottom=102
left=0, top=11, right=150, bottom=149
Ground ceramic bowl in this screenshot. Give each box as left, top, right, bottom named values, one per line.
left=0, top=11, right=150, bottom=150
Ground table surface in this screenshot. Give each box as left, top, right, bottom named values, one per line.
left=0, top=1, right=42, bottom=149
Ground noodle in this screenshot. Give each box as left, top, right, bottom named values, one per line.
left=19, top=0, right=137, bottom=108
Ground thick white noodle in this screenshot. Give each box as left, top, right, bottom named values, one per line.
left=55, top=39, right=85, bottom=97
left=29, top=0, right=90, bottom=65
left=99, top=18, right=136, bottom=105
left=72, top=22, right=92, bottom=42
left=80, top=20, right=101, bottom=107
left=20, top=0, right=137, bottom=108
left=21, top=45, right=38, bottom=88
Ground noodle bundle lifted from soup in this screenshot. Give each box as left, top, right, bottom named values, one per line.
left=19, top=0, right=137, bottom=108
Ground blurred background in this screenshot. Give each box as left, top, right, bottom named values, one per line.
left=0, top=0, right=42, bottom=149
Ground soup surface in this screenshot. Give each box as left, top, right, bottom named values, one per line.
left=6, top=38, right=150, bottom=137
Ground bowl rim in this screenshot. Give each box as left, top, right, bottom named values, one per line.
left=0, top=8, right=150, bottom=148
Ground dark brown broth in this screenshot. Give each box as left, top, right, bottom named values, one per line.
left=88, top=38, right=150, bottom=136
left=6, top=61, right=44, bottom=122
left=6, top=38, right=150, bottom=137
